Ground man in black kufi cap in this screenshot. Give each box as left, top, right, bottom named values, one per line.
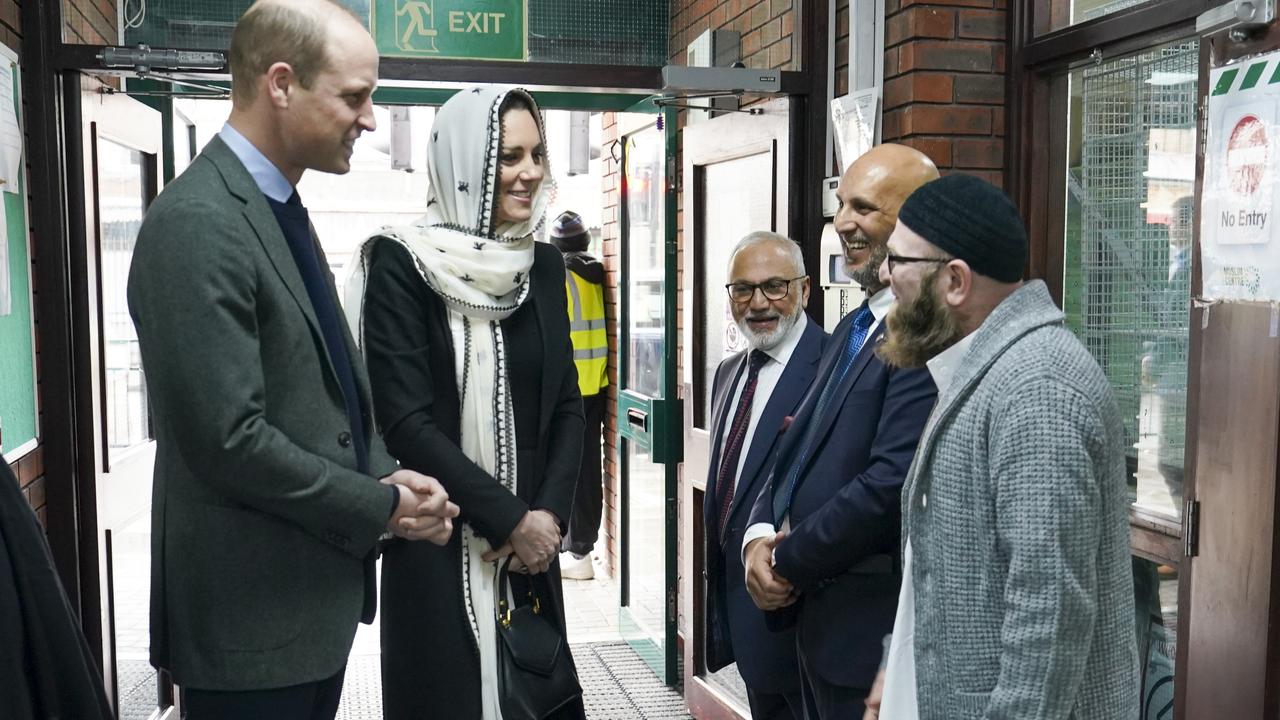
left=866, top=173, right=1140, bottom=719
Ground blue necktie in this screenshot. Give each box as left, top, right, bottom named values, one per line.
left=772, top=302, right=875, bottom=525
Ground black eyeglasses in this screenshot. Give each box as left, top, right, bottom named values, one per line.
left=725, top=276, right=806, bottom=303
left=885, top=254, right=951, bottom=273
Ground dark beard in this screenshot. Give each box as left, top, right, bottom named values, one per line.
left=877, top=267, right=963, bottom=369
left=849, top=241, right=888, bottom=294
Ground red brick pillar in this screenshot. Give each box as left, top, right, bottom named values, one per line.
left=881, top=0, right=1007, bottom=186
left=599, top=113, right=622, bottom=579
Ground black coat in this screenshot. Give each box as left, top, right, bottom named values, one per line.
left=0, top=461, right=113, bottom=719
left=362, top=238, right=586, bottom=719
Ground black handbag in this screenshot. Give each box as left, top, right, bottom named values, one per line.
left=494, top=558, right=582, bottom=720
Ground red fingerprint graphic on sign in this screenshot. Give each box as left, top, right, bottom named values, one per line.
left=1228, top=114, right=1268, bottom=196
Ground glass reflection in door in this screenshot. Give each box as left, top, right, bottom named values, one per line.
left=619, top=122, right=676, bottom=681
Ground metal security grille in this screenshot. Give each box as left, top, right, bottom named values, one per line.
left=122, top=1, right=668, bottom=67
left=1069, top=40, right=1197, bottom=482
left=529, top=0, right=666, bottom=65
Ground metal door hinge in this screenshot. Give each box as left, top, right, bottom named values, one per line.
left=1183, top=498, right=1201, bottom=558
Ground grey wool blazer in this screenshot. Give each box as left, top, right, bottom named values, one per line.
left=902, top=280, right=1140, bottom=719
left=127, top=136, right=398, bottom=691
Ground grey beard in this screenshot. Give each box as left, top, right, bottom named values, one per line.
left=740, top=307, right=801, bottom=351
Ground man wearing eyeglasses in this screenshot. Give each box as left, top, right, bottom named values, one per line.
left=703, top=231, right=826, bottom=720
left=863, top=174, right=1138, bottom=719
left=742, top=143, right=939, bottom=719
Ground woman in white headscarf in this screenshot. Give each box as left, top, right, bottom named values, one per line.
left=345, top=87, right=585, bottom=720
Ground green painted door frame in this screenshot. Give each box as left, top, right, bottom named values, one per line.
left=616, top=106, right=681, bottom=685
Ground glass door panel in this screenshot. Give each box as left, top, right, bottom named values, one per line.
left=95, top=136, right=159, bottom=718
left=1063, top=38, right=1198, bottom=524
left=618, top=117, right=680, bottom=684
left=621, top=443, right=666, bottom=666
left=698, top=152, right=775, bottom=428
left=1059, top=38, right=1196, bottom=717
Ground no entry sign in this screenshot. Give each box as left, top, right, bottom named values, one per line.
left=1228, top=114, right=1268, bottom=197
left=1203, top=52, right=1280, bottom=301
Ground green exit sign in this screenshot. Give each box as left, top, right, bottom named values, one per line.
left=372, top=0, right=527, bottom=61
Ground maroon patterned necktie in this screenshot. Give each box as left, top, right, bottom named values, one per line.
left=716, top=349, right=770, bottom=539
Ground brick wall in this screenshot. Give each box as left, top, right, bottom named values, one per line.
left=879, top=0, right=1007, bottom=185
left=833, top=0, right=1007, bottom=184
left=670, top=0, right=799, bottom=71
left=9, top=449, right=47, bottom=527
left=63, top=0, right=118, bottom=45
left=600, top=114, right=622, bottom=579
left=0, top=1, right=16, bottom=52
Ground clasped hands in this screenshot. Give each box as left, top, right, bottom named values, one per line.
left=746, top=531, right=886, bottom=720
left=383, top=469, right=460, bottom=545
left=482, top=509, right=560, bottom=575
left=744, top=530, right=798, bottom=610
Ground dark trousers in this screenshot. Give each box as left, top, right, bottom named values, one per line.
left=183, top=666, right=346, bottom=720
left=797, top=647, right=868, bottom=720
left=748, top=688, right=803, bottom=720
left=563, top=391, right=606, bottom=556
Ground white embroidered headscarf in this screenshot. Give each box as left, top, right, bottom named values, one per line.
left=344, top=87, right=551, bottom=720
left=345, top=85, right=550, bottom=323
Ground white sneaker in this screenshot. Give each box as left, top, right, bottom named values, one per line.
left=560, top=551, right=594, bottom=580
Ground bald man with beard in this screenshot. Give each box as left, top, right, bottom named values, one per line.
left=742, top=144, right=940, bottom=719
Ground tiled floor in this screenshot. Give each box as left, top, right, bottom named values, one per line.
left=118, top=551, right=690, bottom=719
left=562, top=554, right=625, bottom=645
left=333, top=640, right=690, bottom=720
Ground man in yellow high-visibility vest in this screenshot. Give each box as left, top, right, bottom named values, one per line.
left=551, top=211, right=608, bottom=580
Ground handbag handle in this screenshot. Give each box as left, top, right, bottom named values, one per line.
left=495, top=556, right=544, bottom=628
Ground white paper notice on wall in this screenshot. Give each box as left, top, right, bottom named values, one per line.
left=0, top=65, right=20, bottom=194
left=831, top=88, right=879, bottom=175
left=1201, top=51, right=1280, bottom=301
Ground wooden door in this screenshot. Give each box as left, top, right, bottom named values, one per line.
left=1180, top=21, right=1280, bottom=718
left=680, top=97, right=791, bottom=720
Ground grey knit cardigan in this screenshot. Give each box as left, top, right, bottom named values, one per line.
left=902, top=280, right=1140, bottom=719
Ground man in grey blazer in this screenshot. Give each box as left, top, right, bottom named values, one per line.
left=865, top=174, right=1139, bottom=719
left=127, top=1, right=458, bottom=717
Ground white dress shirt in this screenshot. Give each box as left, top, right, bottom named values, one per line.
left=741, top=286, right=896, bottom=562
left=715, top=312, right=810, bottom=503
left=879, top=330, right=976, bottom=719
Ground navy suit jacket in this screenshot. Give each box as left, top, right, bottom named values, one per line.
left=746, top=306, right=937, bottom=690
left=703, top=318, right=826, bottom=693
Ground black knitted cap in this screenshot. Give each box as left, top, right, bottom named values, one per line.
left=550, top=211, right=590, bottom=252
left=897, top=174, right=1027, bottom=283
